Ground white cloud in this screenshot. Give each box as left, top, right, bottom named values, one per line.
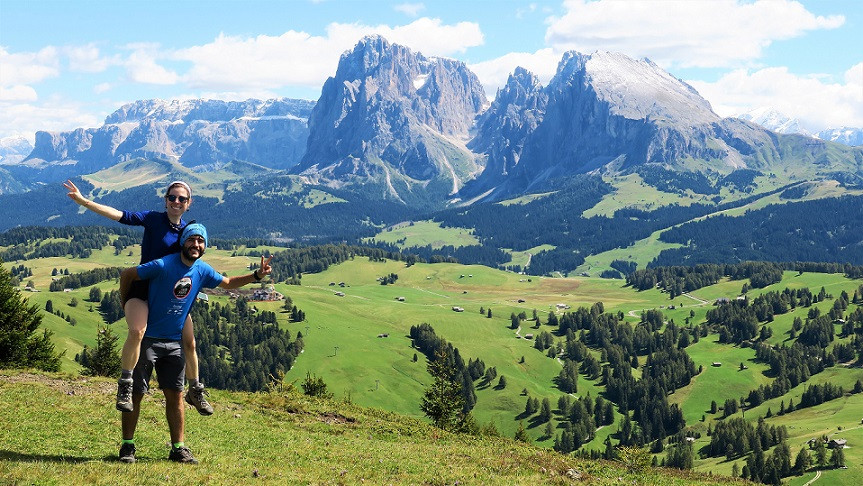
left=545, top=0, right=844, bottom=68
left=93, top=83, right=112, bottom=94
left=0, top=99, right=102, bottom=143
left=173, top=18, right=483, bottom=92
left=846, top=62, right=863, bottom=88
left=64, top=44, right=115, bottom=73
left=124, top=46, right=180, bottom=85
left=394, top=3, right=425, bottom=17
left=175, top=31, right=340, bottom=91
left=0, top=85, right=38, bottom=102
left=688, top=65, right=863, bottom=132
left=0, top=46, right=60, bottom=86
left=468, top=48, right=560, bottom=97
left=326, top=18, right=484, bottom=57
left=515, top=3, right=538, bottom=19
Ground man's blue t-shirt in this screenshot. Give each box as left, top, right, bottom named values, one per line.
left=119, top=210, right=186, bottom=264
left=137, top=253, right=223, bottom=340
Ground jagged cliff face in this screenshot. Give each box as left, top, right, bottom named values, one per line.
left=463, top=51, right=821, bottom=198
left=294, top=36, right=488, bottom=206
left=25, top=98, right=314, bottom=175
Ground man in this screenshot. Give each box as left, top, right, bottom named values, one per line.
left=116, top=223, right=273, bottom=464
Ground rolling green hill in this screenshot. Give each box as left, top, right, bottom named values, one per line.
left=4, top=242, right=863, bottom=483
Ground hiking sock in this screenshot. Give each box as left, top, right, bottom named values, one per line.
left=122, top=438, right=134, bottom=445
left=173, top=442, right=184, bottom=449
left=189, top=378, right=200, bottom=388
left=121, top=369, right=133, bottom=380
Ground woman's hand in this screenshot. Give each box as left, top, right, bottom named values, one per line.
left=63, top=179, right=87, bottom=206
left=258, top=255, right=273, bottom=277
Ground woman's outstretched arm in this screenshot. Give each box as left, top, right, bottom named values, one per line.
left=64, top=179, right=123, bottom=221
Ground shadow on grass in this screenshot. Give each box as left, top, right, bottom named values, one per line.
left=0, top=449, right=108, bottom=463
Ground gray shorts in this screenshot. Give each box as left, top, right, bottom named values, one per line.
left=133, top=337, right=185, bottom=394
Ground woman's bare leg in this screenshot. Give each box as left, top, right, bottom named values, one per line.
left=120, top=298, right=148, bottom=370
left=117, top=297, right=147, bottom=412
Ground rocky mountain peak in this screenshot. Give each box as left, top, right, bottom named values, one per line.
left=294, top=36, right=487, bottom=206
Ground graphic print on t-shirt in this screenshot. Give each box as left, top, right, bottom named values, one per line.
left=173, top=276, right=192, bottom=299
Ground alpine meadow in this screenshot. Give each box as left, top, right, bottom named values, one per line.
left=3, top=1, right=863, bottom=484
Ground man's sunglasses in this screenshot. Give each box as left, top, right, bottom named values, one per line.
left=166, top=195, right=189, bottom=203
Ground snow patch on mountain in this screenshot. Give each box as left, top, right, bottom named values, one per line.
left=582, top=51, right=719, bottom=125
left=737, top=107, right=811, bottom=136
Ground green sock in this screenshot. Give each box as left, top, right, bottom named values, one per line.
left=173, top=442, right=184, bottom=449
left=122, top=439, right=134, bottom=445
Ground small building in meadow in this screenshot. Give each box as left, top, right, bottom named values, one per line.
left=828, top=439, right=847, bottom=449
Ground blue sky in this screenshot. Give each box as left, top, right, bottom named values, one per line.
left=1, top=0, right=861, bottom=142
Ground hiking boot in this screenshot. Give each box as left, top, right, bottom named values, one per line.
left=185, top=382, right=214, bottom=415
left=118, top=442, right=136, bottom=463
left=168, top=445, right=198, bottom=464
left=116, top=378, right=133, bottom=413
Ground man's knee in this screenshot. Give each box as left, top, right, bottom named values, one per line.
left=183, top=337, right=197, bottom=352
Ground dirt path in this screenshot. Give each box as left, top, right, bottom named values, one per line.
left=802, top=470, right=821, bottom=486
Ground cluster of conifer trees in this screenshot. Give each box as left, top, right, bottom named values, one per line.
left=190, top=297, right=303, bottom=391
left=49, top=267, right=122, bottom=291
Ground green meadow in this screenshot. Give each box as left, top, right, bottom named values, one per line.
left=366, top=219, right=479, bottom=249
left=4, top=243, right=863, bottom=482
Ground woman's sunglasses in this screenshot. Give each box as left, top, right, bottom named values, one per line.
left=166, top=195, right=189, bottom=203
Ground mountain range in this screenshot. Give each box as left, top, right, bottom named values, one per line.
left=2, top=35, right=863, bottom=273
left=7, top=36, right=861, bottom=204
left=737, top=107, right=863, bottom=146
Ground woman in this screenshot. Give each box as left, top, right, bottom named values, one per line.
left=63, top=179, right=213, bottom=416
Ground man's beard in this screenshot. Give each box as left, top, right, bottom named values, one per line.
left=182, top=245, right=205, bottom=261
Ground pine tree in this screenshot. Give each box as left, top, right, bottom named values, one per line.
left=514, top=421, right=530, bottom=443
left=539, top=397, right=552, bottom=423
left=830, top=446, right=845, bottom=468
left=77, top=326, right=121, bottom=376
left=420, top=350, right=464, bottom=431
left=0, top=261, right=62, bottom=371
left=793, top=447, right=811, bottom=474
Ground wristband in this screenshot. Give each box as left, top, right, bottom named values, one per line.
left=253, top=269, right=262, bottom=281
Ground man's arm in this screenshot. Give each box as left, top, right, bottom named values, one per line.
left=119, top=267, right=141, bottom=306
left=219, top=255, right=273, bottom=290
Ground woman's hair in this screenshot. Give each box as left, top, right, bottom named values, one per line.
left=165, top=180, right=192, bottom=198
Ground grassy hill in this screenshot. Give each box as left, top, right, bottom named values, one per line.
left=4, top=242, right=863, bottom=483
left=0, top=370, right=742, bottom=485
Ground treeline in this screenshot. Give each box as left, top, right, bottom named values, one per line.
left=409, top=323, right=487, bottom=413
left=0, top=176, right=415, bottom=242
left=268, top=244, right=418, bottom=283
left=49, top=267, right=122, bottom=291
left=0, top=226, right=114, bottom=261
left=652, top=195, right=863, bottom=266
left=628, top=260, right=863, bottom=298
left=366, top=242, right=511, bottom=268
left=627, top=261, right=786, bottom=298
left=191, top=297, right=304, bottom=391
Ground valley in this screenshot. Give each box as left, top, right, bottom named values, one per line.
left=5, top=235, right=863, bottom=482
